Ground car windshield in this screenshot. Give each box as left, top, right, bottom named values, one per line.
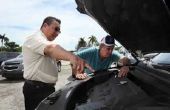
left=0, top=52, right=20, bottom=60
left=17, top=54, right=23, bottom=58
left=152, top=53, right=170, bottom=64
left=151, top=53, right=170, bottom=72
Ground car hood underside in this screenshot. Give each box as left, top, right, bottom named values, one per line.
left=76, top=0, right=170, bottom=53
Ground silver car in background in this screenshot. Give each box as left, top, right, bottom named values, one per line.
left=1, top=54, right=24, bottom=79
left=1, top=54, right=62, bottom=79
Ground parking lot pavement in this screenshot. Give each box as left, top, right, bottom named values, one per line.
left=0, top=62, right=72, bottom=110
left=55, top=63, right=74, bottom=90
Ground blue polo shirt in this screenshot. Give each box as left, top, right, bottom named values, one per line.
left=76, top=47, right=122, bottom=74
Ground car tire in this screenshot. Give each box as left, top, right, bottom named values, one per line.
left=57, top=61, right=61, bottom=72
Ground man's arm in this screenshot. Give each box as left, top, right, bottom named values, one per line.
left=44, top=44, right=94, bottom=74
left=118, top=57, right=130, bottom=77
left=118, top=57, right=129, bottom=66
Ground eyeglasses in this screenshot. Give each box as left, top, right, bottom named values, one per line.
left=55, top=27, right=61, bottom=33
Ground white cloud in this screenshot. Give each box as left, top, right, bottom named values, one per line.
left=0, top=0, right=107, bottom=50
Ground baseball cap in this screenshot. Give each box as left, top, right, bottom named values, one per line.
left=100, top=35, right=115, bottom=47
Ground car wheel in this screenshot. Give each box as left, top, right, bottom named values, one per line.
left=57, top=61, right=61, bottom=72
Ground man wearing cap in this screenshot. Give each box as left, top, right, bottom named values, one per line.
left=73, top=35, right=129, bottom=79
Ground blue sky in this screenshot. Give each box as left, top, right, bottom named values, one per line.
left=0, top=0, right=107, bottom=50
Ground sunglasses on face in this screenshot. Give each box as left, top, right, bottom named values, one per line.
left=55, top=27, right=61, bottom=33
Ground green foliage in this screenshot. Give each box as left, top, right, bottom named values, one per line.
left=76, top=37, right=87, bottom=50
left=88, top=35, right=99, bottom=47
left=0, top=34, right=22, bottom=52
left=76, top=35, right=99, bottom=50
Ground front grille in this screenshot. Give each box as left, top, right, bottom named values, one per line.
left=4, top=66, right=18, bottom=70
left=5, top=62, right=20, bottom=65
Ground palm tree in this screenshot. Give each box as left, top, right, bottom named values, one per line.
left=5, top=42, right=20, bottom=52
left=88, top=35, right=99, bottom=47
left=0, top=34, right=5, bottom=51
left=0, top=34, right=21, bottom=52
left=4, top=37, right=9, bottom=44
left=76, top=37, right=87, bottom=50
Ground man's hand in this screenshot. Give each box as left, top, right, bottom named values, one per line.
left=44, top=44, right=94, bottom=75
left=117, top=57, right=130, bottom=77
left=118, top=66, right=129, bottom=77
left=75, top=73, right=88, bottom=80
left=70, top=56, right=94, bottom=75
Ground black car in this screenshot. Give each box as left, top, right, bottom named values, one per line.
left=36, top=0, right=170, bottom=110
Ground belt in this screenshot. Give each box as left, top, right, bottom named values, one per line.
left=25, top=80, right=55, bottom=87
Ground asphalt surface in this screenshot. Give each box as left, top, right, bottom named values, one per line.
left=0, top=61, right=72, bottom=110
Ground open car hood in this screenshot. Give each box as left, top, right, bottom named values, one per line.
left=75, top=0, right=170, bottom=53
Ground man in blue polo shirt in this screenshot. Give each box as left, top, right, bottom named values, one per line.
left=73, top=35, right=129, bottom=79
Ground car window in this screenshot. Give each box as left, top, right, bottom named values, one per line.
left=0, top=52, right=20, bottom=63
left=0, top=53, right=6, bottom=59
left=17, top=54, right=23, bottom=58
left=7, top=53, right=20, bottom=58
left=0, top=52, right=20, bottom=58
left=152, top=53, right=170, bottom=64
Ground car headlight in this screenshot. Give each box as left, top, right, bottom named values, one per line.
left=1, top=61, right=5, bottom=66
